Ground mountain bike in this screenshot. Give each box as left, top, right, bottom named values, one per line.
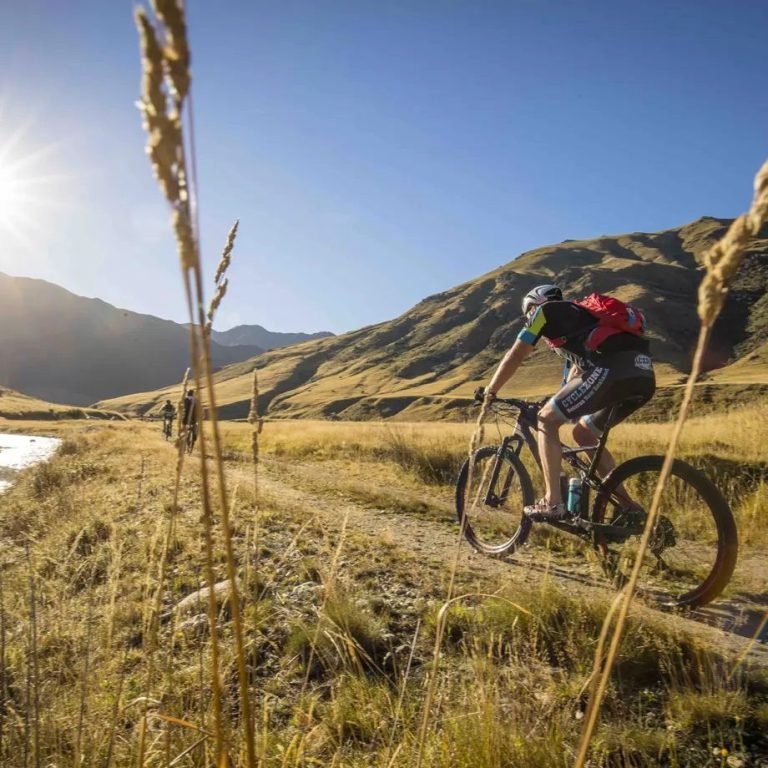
left=162, top=415, right=174, bottom=441
left=184, top=421, right=198, bottom=454
left=455, top=395, right=738, bottom=609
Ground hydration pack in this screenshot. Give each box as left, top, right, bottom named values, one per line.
left=548, top=293, right=646, bottom=352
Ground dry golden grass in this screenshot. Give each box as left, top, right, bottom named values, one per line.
left=610, top=403, right=768, bottom=463
left=23, top=6, right=739, bottom=768
left=218, top=403, right=765, bottom=470
left=0, top=414, right=764, bottom=766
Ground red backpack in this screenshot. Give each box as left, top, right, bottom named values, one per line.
left=547, top=293, right=646, bottom=352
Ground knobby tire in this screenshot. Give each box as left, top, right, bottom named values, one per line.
left=592, top=455, right=738, bottom=608
left=455, top=445, right=535, bottom=556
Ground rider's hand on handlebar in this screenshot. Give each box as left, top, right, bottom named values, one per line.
left=474, top=386, right=496, bottom=404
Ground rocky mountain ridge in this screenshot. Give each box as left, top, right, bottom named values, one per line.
left=208, top=324, right=333, bottom=350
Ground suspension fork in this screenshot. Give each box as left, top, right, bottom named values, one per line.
left=483, top=436, right=524, bottom=506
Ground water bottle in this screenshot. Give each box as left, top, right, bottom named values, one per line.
left=567, top=477, right=583, bottom=516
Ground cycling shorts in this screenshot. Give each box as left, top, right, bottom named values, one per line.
left=548, top=351, right=656, bottom=434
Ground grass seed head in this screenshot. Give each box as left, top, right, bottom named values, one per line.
left=172, top=207, right=197, bottom=270
left=214, top=219, right=239, bottom=286
left=205, top=278, right=228, bottom=336
left=151, top=0, right=191, bottom=103
left=698, top=159, right=768, bottom=325
left=135, top=9, right=181, bottom=203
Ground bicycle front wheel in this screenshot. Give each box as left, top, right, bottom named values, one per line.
left=455, top=445, right=534, bottom=556
left=592, top=455, right=738, bottom=608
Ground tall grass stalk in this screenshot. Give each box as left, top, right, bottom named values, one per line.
left=25, top=542, right=40, bottom=768
left=249, top=370, right=261, bottom=497
left=135, top=4, right=256, bottom=763
left=137, top=513, right=170, bottom=766
left=135, top=361, right=188, bottom=767
left=102, top=646, right=130, bottom=768
left=298, top=509, right=351, bottom=701
left=414, top=397, right=492, bottom=768
left=75, top=593, right=95, bottom=766
left=0, top=568, right=5, bottom=762
left=175, top=367, right=190, bottom=456
left=575, top=158, right=768, bottom=767
left=386, top=617, right=420, bottom=762
left=105, top=531, right=124, bottom=649
left=134, top=6, right=226, bottom=761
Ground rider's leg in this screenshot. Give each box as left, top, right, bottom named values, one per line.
left=537, top=403, right=567, bottom=505
left=572, top=419, right=617, bottom=478
left=574, top=411, right=638, bottom=507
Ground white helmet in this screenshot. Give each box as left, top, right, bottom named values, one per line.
left=521, top=284, right=562, bottom=317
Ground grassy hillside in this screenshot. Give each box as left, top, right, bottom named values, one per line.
left=98, top=217, right=768, bottom=419
left=0, top=385, right=122, bottom=420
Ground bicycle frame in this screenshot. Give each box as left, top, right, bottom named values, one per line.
left=485, top=398, right=642, bottom=543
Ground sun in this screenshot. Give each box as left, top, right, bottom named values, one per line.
left=0, top=163, right=30, bottom=233
left=0, top=133, right=66, bottom=252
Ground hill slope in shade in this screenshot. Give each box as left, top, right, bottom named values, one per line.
left=0, top=385, right=121, bottom=420
left=0, top=273, right=262, bottom=406
left=209, top=324, right=333, bottom=349
left=98, top=217, right=768, bottom=420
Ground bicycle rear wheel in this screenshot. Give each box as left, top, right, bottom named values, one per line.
left=455, top=445, right=534, bottom=556
left=592, top=455, right=738, bottom=608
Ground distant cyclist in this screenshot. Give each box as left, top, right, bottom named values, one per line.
left=182, top=388, right=198, bottom=452
left=160, top=399, right=175, bottom=440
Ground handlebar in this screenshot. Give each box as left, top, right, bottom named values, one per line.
left=473, top=388, right=545, bottom=424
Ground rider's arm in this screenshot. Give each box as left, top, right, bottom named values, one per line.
left=486, top=339, right=534, bottom=397
left=486, top=305, right=550, bottom=396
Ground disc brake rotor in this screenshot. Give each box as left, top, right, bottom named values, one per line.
left=649, top=515, right=677, bottom=556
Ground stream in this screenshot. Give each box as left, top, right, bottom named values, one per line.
left=0, top=434, right=62, bottom=492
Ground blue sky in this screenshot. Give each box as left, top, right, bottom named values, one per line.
left=0, top=1, right=766, bottom=334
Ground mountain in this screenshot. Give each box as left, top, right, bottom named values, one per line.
left=0, top=273, right=262, bottom=406
left=97, top=217, right=768, bottom=420
left=209, top=325, right=333, bottom=350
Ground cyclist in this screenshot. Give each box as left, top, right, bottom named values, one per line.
left=161, top=399, right=175, bottom=438
left=182, top=388, right=198, bottom=449
left=482, top=284, right=655, bottom=521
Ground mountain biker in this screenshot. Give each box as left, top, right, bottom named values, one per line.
left=161, top=399, right=175, bottom=436
left=481, top=284, right=655, bottom=521
left=182, top=389, right=197, bottom=429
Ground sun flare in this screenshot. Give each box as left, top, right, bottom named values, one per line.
left=0, top=163, right=28, bottom=231
left=0, top=131, right=68, bottom=252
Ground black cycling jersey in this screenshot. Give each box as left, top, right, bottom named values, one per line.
left=518, top=300, right=650, bottom=368
left=182, top=396, right=197, bottom=426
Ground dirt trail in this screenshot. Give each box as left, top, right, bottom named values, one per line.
left=226, top=455, right=768, bottom=667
